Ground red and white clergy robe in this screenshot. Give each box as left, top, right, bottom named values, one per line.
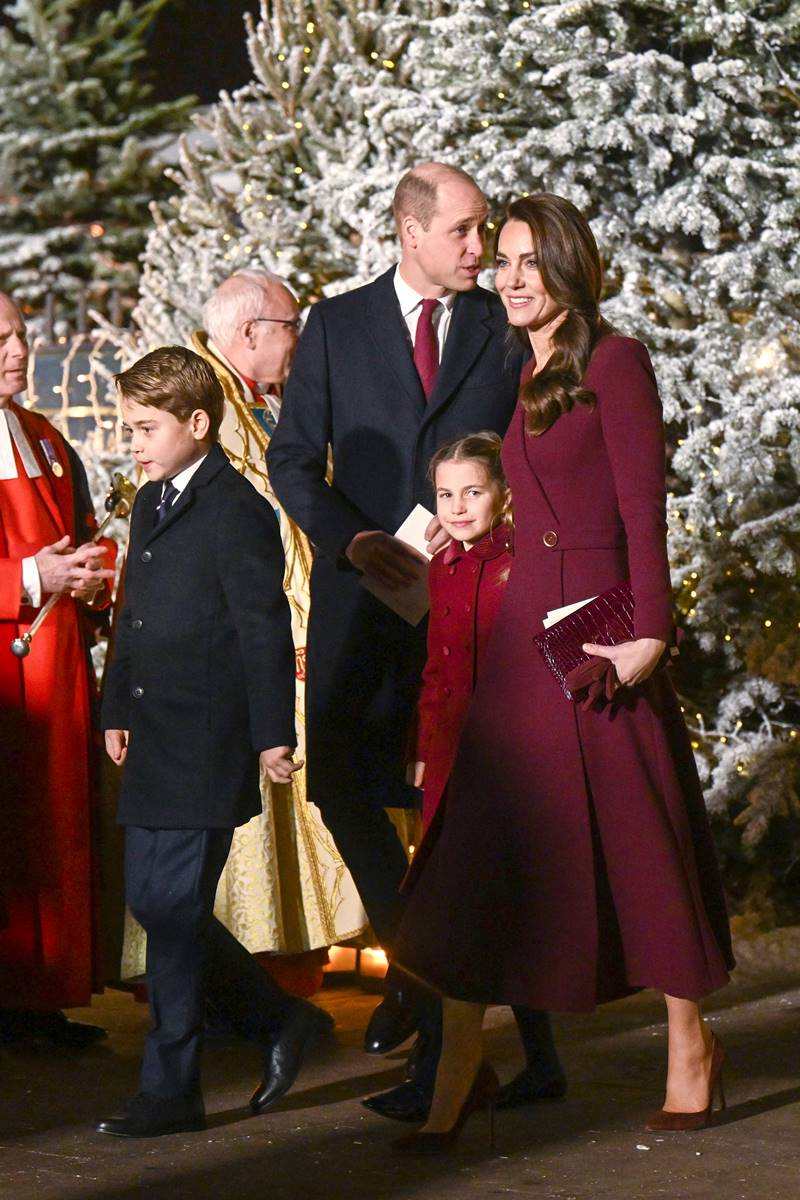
left=0, top=402, right=102, bottom=1010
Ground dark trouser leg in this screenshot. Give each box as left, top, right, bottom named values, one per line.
left=204, top=918, right=295, bottom=1042
left=125, top=826, right=295, bottom=1103
left=511, top=1007, right=565, bottom=1083
left=316, top=794, right=411, bottom=948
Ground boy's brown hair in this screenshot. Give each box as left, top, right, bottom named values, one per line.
left=115, top=346, right=224, bottom=441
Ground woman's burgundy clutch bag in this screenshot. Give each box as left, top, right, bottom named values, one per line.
left=533, top=581, right=635, bottom=703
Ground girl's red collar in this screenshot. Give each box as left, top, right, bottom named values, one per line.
left=442, top=521, right=513, bottom=565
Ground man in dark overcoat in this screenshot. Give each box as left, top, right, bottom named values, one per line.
left=98, top=347, right=332, bottom=1138
left=267, top=163, right=565, bottom=1119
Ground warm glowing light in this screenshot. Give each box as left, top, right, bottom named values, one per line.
left=323, top=946, right=356, bottom=973
left=752, top=343, right=780, bottom=371
left=89, top=223, right=104, bottom=237
left=382, top=59, right=395, bottom=69
left=359, top=948, right=389, bottom=979
left=764, top=619, right=772, bottom=627
left=306, top=21, right=315, bottom=32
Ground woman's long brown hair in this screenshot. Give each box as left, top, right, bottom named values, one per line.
left=495, top=194, right=614, bottom=436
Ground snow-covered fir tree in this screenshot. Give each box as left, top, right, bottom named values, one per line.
left=138, top=0, right=800, bottom=919
left=0, top=0, right=194, bottom=307
left=135, top=0, right=450, bottom=345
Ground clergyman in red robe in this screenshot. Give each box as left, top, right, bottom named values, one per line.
left=0, top=292, right=114, bottom=1046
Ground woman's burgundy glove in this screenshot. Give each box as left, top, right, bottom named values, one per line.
left=564, top=656, right=617, bottom=711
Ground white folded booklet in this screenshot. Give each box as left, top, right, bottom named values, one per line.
left=360, top=504, right=434, bottom=626
left=542, top=594, right=598, bottom=629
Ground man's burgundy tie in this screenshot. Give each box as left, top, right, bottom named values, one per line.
left=413, top=298, right=441, bottom=400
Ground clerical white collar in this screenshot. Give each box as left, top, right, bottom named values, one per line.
left=393, top=265, right=455, bottom=318
left=0, top=404, right=43, bottom=481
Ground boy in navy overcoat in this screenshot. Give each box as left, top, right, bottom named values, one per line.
left=99, top=347, right=331, bottom=1138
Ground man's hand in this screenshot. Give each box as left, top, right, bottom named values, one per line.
left=105, top=729, right=129, bottom=765
left=424, top=515, right=450, bottom=556
left=345, top=530, right=427, bottom=592
left=582, top=638, right=667, bottom=689
left=260, top=745, right=304, bottom=784
left=35, top=536, right=113, bottom=597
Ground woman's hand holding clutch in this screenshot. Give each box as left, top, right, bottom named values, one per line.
left=582, top=637, right=667, bottom=689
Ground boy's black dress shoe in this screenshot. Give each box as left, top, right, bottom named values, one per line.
left=250, top=999, right=334, bottom=1113
left=363, top=989, right=419, bottom=1055
left=362, top=1080, right=430, bottom=1122
left=96, top=1094, right=205, bottom=1138
left=496, top=1068, right=567, bottom=1109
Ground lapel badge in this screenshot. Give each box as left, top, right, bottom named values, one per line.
left=40, top=438, right=64, bottom=477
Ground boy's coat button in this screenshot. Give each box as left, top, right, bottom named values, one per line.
left=141, top=550, right=153, bottom=563
left=132, top=619, right=143, bottom=630
left=132, top=686, right=145, bottom=699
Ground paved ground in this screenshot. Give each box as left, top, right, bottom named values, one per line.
left=0, top=935, right=798, bottom=1200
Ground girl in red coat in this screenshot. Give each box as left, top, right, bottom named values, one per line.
left=393, top=195, right=734, bottom=1153
left=413, top=431, right=512, bottom=831
left=411, top=431, right=566, bottom=1113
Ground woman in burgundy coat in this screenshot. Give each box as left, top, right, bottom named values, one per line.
left=392, top=194, right=735, bottom=1153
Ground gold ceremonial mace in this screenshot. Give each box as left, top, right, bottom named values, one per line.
left=10, top=471, right=137, bottom=659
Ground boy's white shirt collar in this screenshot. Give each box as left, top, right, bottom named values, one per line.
left=168, top=454, right=208, bottom=497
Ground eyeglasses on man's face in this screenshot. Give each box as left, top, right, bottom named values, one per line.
left=249, top=316, right=303, bottom=333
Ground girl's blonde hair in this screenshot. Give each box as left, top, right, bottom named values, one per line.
left=428, top=431, right=511, bottom=523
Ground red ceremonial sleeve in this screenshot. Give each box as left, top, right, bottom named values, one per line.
left=0, top=556, right=23, bottom=621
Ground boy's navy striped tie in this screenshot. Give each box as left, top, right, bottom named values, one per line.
left=154, top=479, right=178, bottom=526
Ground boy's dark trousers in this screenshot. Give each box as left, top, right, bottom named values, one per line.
left=125, top=826, right=295, bottom=1107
